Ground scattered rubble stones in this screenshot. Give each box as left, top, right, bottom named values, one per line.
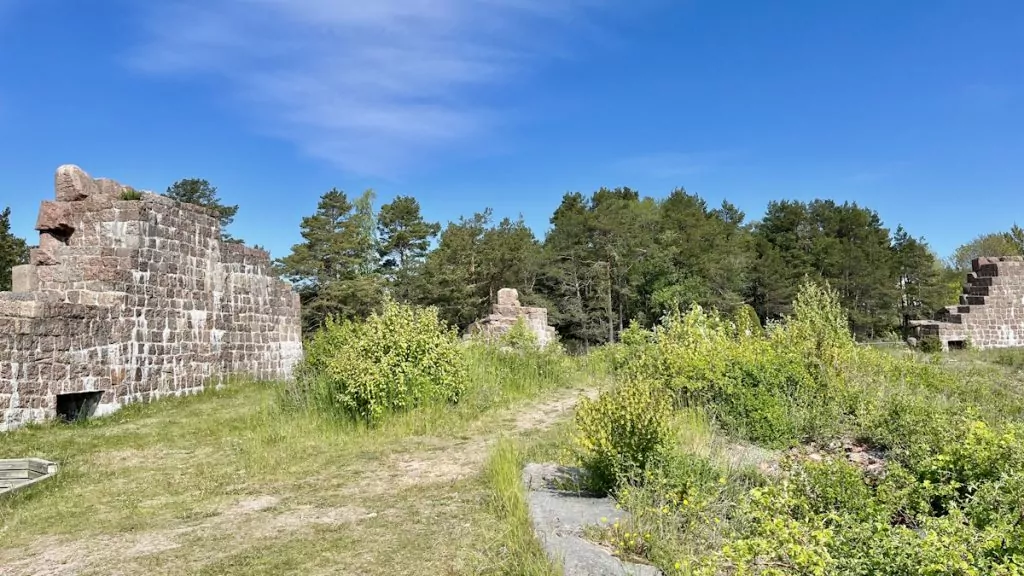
left=775, top=438, right=887, bottom=478
left=466, top=288, right=557, bottom=347
left=0, top=165, right=302, bottom=431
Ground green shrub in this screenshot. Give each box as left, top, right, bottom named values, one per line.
left=286, top=299, right=468, bottom=423
left=572, top=378, right=673, bottom=494
left=613, top=285, right=849, bottom=448
left=591, top=279, right=1024, bottom=575
left=732, top=303, right=763, bottom=339
left=499, top=316, right=539, bottom=351
left=919, top=335, right=943, bottom=353
left=119, top=187, right=143, bottom=201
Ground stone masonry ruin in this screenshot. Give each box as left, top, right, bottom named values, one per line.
left=910, top=256, right=1024, bottom=351
left=0, top=165, right=302, bottom=430
left=466, top=288, right=557, bottom=347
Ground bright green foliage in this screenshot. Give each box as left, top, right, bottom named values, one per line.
left=733, top=303, right=763, bottom=338
left=164, top=178, right=239, bottom=242
left=572, top=378, right=673, bottom=493
left=484, top=440, right=562, bottom=575
left=612, top=282, right=852, bottom=447
left=287, top=299, right=468, bottom=424
left=773, top=281, right=856, bottom=369
left=119, top=187, right=142, bottom=201
left=585, top=278, right=1024, bottom=575
left=499, top=317, right=540, bottom=351
left=0, top=207, right=28, bottom=292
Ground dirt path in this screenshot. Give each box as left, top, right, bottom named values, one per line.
left=345, top=385, right=599, bottom=497
left=0, top=385, right=598, bottom=576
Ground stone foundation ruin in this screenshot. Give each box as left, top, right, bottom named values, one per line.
left=466, top=288, right=557, bottom=347
left=910, top=256, right=1024, bottom=351
left=0, top=165, right=302, bottom=431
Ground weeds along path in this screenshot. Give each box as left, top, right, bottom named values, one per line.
left=0, top=383, right=599, bottom=576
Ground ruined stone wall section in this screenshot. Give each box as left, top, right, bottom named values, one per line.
left=0, top=165, right=301, bottom=430
left=914, top=256, right=1024, bottom=350
left=467, top=288, right=558, bottom=348
left=217, top=243, right=303, bottom=380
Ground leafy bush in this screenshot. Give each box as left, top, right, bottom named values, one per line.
left=119, top=187, right=143, bottom=201
left=499, top=316, right=539, bottom=351
left=732, top=303, right=763, bottom=339
left=572, top=378, right=673, bottom=493
left=286, top=299, right=468, bottom=423
left=919, top=335, right=943, bottom=353
left=585, top=280, right=1024, bottom=574
left=613, top=283, right=851, bottom=447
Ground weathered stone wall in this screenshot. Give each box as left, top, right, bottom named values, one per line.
left=466, top=288, right=557, bottom=347
left=0, top=165, right=302, bottom=430
left=911, top=256, right=1024, bottom=350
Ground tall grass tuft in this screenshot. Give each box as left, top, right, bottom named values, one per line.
left=483, top=438, right=562, bottom=576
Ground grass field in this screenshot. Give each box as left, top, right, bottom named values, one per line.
left=0, top=348, right=603, bottom=576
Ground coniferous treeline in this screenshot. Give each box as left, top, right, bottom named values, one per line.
left=4, top=182, right=1023, bottom=348
left=270, top=185, right=1014, bottom=348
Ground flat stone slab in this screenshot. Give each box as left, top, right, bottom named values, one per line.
left=522, top=463, right=662, bottom=576
left=0, top=458, right=58, bottom=495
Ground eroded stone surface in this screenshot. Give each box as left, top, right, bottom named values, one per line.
left=910, top=256, right=1024, bottom=350
left=523, top=463, right=662, bottom=576
left=0, top=165, right=302, bottom=431
left=467, top=288, right=558, bottom=347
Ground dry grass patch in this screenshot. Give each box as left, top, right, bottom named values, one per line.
left=0, top=370, right=599, bottom=575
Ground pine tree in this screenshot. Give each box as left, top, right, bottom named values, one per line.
left=0, top=207, right=29, bottom=292
left=377, top=196, right=440, bottom=270
left=376, top=196, right=440, bottom=302
left=165, top=178, right=240, bottom=242
left=277, top=188, right=382, bottom=332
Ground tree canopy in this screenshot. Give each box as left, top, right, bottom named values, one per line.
left=265, top=181, right=1023, bottom=346
left=0, top=207, right=28, bottom=292
left=164, top=178, right=240, bottom=242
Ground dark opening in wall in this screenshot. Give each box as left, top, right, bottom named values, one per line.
left=41, top=228, right=73, bottom=247
left=55, top=391, right=102, bottom=423
left=947, top=340, right=967, bottom=351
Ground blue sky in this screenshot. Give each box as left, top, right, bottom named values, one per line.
left=1, top=0, right=1022, bottom=260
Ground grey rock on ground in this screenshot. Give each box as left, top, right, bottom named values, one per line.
left=522, top=463, right=662, bottom=576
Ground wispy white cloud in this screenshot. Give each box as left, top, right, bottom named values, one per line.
left=129, top=0, right=610, bottom=177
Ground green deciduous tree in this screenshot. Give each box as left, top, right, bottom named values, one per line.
left=165, top=178, right=240, bottom=242
left=0, top=207, right=28, bottom=292
left=277, top=188, right=382, bottom=333
left=949, top=231, right=1022, bottom=271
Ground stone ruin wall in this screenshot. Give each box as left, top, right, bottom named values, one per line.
left=911, top=256, right=1024, bottom=350
left=467, top=288, right=557, bottom=347
left=0, top=165, right=302, bottom=431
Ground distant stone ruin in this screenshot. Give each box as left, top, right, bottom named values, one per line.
left=910, top=256, right=1024, bottom=351
left=0, top=165, right=302, bottom=431
left=467, top=288, right=557, bottom=347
